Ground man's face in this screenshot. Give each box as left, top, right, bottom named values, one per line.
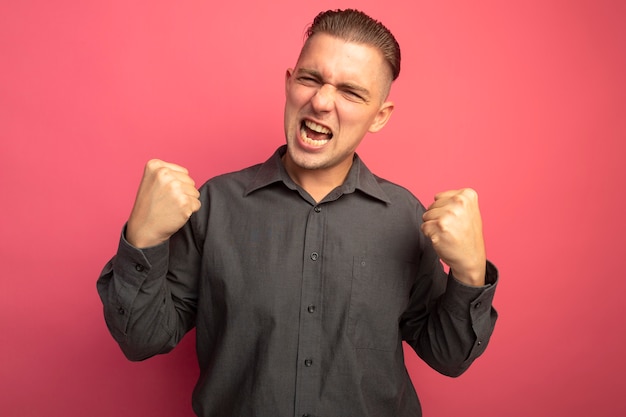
left=283, top=33, right=394, bottom=178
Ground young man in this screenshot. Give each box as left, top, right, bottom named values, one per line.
left=98, top=9, right=498, bottom=417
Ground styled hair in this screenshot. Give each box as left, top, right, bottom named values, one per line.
left=304, top=9, right=401, bottom=81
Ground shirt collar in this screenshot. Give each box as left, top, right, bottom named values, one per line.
left=245, top=145, right=391, bottom=204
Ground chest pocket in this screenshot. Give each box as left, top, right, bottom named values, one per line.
left=348, top=256, right=416, bottom=351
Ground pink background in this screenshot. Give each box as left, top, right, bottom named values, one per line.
left=1, top=0, right=625, bottom=416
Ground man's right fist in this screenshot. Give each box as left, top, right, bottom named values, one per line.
left=126, top=159, right=201, bottom=248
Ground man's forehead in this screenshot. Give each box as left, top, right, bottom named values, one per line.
left=301, top=36, right=376, bottom=66
left=296, top=33, right=391, bottom=82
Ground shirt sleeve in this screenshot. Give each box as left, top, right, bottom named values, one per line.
left=401, top=258, right=498, bottom=377
left=96, top=224, right=199, bottom=361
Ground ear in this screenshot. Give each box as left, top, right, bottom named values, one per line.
left=368, top=101, right=395, bottom=133
left=285, top=68, right=294, bottom=95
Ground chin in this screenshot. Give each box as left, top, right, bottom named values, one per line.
left=286, top=147, right=326, bottom=171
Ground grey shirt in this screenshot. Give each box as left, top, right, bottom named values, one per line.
left=97, top=146, right=498, bottom=417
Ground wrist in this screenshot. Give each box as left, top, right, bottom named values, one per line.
left=125, top=222, right=166, bottom=249
left=450, top=264, right=486, bottom=287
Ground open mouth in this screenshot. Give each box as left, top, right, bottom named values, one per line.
left=300, top=120, right=333, bottom=146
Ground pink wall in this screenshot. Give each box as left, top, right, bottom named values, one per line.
left=1, top=0, right=625, bottom=415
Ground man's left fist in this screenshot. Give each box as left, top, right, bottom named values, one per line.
left=421, top=188, right=487, bottom=286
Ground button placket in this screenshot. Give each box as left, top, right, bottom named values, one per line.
left=295, top=201, right=325, bottom=414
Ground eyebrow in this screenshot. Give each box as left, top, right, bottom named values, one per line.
left=296, top=68, right=372, bottom=101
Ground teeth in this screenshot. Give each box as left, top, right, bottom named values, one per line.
left=301, top=125, right=330, bottom=146
left=304, top=120, right=331, bottom=135
left=301, top=120, right=332, bottom=146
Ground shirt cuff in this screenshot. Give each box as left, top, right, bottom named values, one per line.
left=440, top=260, right=498, bottom=320
left=112, top=224, right=170, bottom=288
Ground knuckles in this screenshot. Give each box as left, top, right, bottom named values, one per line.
left=424, top=187, right=481, bottom=233
left=457, top=188, right=478, bottom=203
left=155, top=166, right=174, bottom=182
left=145, top=159, right=165, bottom=173
left=448, top=188, right=479, bottom=213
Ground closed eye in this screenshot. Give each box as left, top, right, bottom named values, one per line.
left=343, top=89, right=366, bottom=102
left=295, top=69, right=323, bottom=86
left=297, top=75, right=321, bottom=86
left=294, top=68, right=371, bottom=103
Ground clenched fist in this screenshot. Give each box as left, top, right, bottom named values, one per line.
left=421, top=188, right=486, bottom=286
left=126, top=159, right=201, bottom=248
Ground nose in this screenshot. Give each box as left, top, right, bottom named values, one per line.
left=310, top=83, right=335, bottom=113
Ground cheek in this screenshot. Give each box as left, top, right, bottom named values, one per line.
left=283, top=89, right=300, bottom=119
left=287, top=83, right=313, bottom=105
left=336, top=105, right=376, bottom=132
left=284, top=90, right=306, bottom=133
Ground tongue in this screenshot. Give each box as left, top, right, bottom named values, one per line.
left=305, top=125, right=331, bottom=141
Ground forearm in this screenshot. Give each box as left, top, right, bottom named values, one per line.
left=96, top=229, right=197, bottom=361
left=404, top=261, right=498, bottom=377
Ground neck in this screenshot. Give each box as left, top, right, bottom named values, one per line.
left=282, top=154, right=353, bottom=203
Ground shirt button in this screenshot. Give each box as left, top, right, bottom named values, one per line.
left=135, top=263, right=145, bottom=272
left=310, top=252, right=319, bottom=261
left=118, top=307, right=125, bottom=315
left=474, top=301, right=482, bottom=309
left=304, top=359, right=313, bottom=367
left=307, top=305, right=316, bottom=313
left=314, top=206, right=321, bottom=213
